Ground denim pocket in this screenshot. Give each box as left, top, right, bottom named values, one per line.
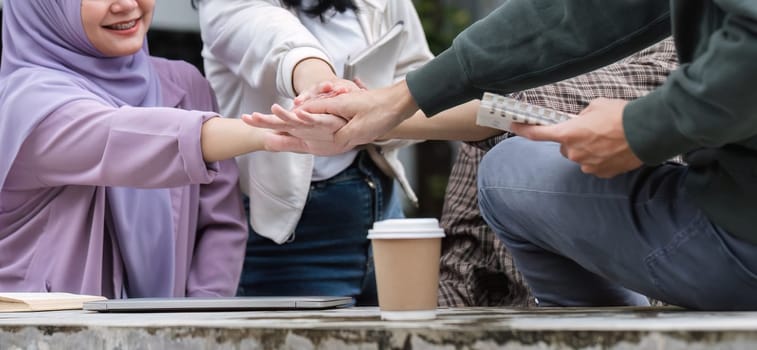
left=644, top=212, right=757, bottom=310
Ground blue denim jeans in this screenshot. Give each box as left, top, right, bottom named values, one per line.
left=478, top=137, right=757, bottom=310
left=237, top=152, right=404, bottom=306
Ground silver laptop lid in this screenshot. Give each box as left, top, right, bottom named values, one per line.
left=83, top=296, right=354, bottom=312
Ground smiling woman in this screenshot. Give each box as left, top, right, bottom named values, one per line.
left=0, top=0, right=309, bottom=298
left=80, top=0, right=155, bottom=56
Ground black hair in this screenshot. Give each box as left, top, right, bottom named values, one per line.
left=281, top=0, right=358, bottom=18
left=190, top=0, right=358, bottom=20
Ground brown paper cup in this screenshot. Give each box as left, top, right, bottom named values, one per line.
left=368, top=218, right=445, bottom=320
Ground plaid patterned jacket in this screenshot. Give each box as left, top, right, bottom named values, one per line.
left=438, top=38, right=678, bottom=307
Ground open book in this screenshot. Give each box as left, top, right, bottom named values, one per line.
left=0, top=292, right=107, bottom=312
left=343, top=21, right=407, bottom=89
left=476, top=92, right=575, bottom=132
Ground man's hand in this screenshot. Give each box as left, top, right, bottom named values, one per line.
left=298, top=80, right=420, bottom=148
left=511, top=98, right=643, bottom=178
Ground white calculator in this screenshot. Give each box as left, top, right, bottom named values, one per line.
left=476, top=92, right=574, bottom=132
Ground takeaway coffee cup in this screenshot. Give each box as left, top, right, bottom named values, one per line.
left=368, top=218, right=446, bottom=320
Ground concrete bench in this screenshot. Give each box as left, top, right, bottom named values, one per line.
left=1, top=307, right=756, bottom=349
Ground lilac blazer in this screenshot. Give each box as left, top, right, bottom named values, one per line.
left=0, top=58, right=247, bottom=298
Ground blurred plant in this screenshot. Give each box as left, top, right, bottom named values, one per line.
left=405, top=2, right=470, bottom=218
left=413, top=0, right=472, bottom=55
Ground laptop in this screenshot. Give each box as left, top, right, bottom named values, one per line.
left=83, top=296, right=354, bottom=312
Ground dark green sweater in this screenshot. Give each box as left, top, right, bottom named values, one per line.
left=407, top=0, right=757, bottom=244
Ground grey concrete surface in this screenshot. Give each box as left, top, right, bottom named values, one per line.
left=1, top=307, right=757, bottom=349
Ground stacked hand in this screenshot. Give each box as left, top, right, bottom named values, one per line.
left=247, top=79, right=642, bottom=179
left=293, top=77, right=366, bottom=107
left=243, top=77, right=363, bottom=155
left=245, top=79, right=420, bottom=155
left=243, top=104, right=348, bottom=155
left=244, top=76, right=416, bottom=154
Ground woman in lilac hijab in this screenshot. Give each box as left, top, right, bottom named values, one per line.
left=0, top=0, right=304, bottom=298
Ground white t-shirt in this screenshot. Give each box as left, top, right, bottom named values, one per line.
left=298, top=1, right=366, bottom=181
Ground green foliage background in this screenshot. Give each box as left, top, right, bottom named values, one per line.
left=412, top=0, right=471, bottom=55
left=408, top=0, right=472, bottom=217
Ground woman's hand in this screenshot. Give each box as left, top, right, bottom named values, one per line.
left=244, top=104, right=352, bottom=155
left=243, top=104, right=347, bottom=142
left=261, top=131, right=354, bottom=156
left=292, top=57, right=364, bottom=106
left=294, top=78, right=365, bottom=107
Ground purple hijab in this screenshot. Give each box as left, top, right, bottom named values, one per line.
left=0, top=0, right=176, bottom=297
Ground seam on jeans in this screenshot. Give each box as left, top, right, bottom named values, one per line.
left=357, top=153, right=390, bottom=221
left=643, top=210, right=705, bottom=261
left=644, top=212, right=757, bottom=306
left=479, top=185, right=629, bottom=200
left=481, top=185, right=678, bottom=209
left=708, top=229, right=757, bottom=284
left=642, top=212, right=711, bottom=299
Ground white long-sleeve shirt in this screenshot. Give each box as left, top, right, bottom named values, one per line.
left=198, top=0, right=433, bottom=243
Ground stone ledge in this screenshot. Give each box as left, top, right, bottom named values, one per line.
left=1, top=307, right=756, bottom=349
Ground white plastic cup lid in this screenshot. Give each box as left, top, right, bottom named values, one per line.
left=367, top=218, right=445, bottom=239
left=380, top=310, right=437, bottom=321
